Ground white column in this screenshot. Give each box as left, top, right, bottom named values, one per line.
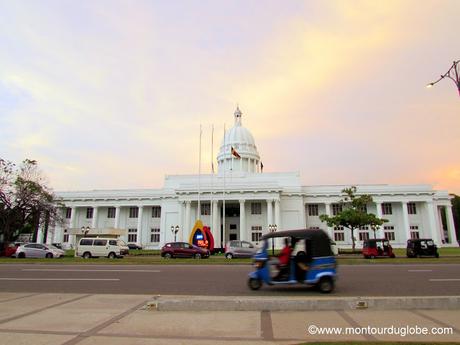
left=401, top=202, right=410, bottom=244
left=426, top=201, right=441, bottom=245
left=91, top=206, right=98, bottom=229
left=137, top=206, right=144, bottom=246
left=300, top=199, right=306, bottom=228
left=115, top=206, right=121, bottom=229
left=179, top=202, right=185, bottom=242
left=375, top=202, right=384, bottom=238
left=274, top=199, right=281, bottom=229
left=69, top=207, right=77, bottom=247
left=212, top=200, right=220, bottom=247
left=324, top=203, right=333, bottom=239
left=445, top=206, right=458, bottom=246
left=266, top=199, right=273, bottom=231
left=239, top=200, right=246, bottom=241
left=185, top=201, right=191, bottom=241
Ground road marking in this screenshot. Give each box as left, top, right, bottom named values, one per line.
left=408, top=270, right=433, bottom=272
left=21, top=269, right=161, bottom=273
left=0, top=278, right=120, bottom=281
left=429, top=279, right=460, bottom=282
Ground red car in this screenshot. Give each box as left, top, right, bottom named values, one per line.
left=1, top=243, right=20, bottom=257
left=362, top=239, right=396, bottom=259
left=161, top=242, right=210, bottom=259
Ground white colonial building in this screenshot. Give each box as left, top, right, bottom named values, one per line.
left=46, top=108, right=458, bottom=249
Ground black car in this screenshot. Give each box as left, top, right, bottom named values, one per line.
left=127, top=243, right=142, bottom=250
left=406, top=239, right=439, bottom=258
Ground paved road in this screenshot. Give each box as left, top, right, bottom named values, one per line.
left=0, top=263, right=459, bottom=296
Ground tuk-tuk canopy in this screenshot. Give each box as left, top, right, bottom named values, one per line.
left=261, top=229, right=333, bottom=257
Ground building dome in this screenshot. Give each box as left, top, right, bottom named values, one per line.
left=216, top=107, right=261, bottom=173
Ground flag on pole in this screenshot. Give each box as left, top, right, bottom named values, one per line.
left=231, top=146, right=241, bottom=159
left=261, top=161, right=264, bottom=172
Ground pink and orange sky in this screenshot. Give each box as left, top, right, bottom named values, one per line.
left=0, top=0, right=459, bottom=194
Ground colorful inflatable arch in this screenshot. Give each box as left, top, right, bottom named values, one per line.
left=189, top=219, right=214, bottom=252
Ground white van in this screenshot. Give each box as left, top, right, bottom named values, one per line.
left=76, top=238, right=129, bottom=259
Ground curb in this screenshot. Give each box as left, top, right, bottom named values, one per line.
left=145, top=295, right=460, bottom=312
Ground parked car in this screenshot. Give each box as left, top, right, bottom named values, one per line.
left=76, top=238, right=129, bottom=258
left=407, top=239, right=439, bottom=258
left=362, top=239, right=396, bottom=259
left=225, top=240, right=257, bottom=259
left=13, top=243, right=65, bottom=258
left=127, top=243, right=142, bottom=250
left=0, top=242, right=21, bottom=257
left=161, top=242, right=210, bottom=259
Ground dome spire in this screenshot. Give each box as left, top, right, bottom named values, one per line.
left=234, top=105, right=242, bottom=126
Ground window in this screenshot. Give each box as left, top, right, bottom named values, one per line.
left=251, top=202, right=262, bottom=215
left=80, top=239, right=93, bottom=246
left=310, top=226, right=320, bottom=230
left=63, top=229, right=69, bottom=243
left=128, top=228, right=137, bottom=242
left=382, top=203, right=392, bottom=215
left=410, top=225, right=419, bottom=239
left=334, top=232, right=345, bottom=242
left=251, top=226, right=262, bottom=242
left=359, top=225, right=369, bottom=230
left=332, top=204, right=342, bottom=215
left=129, top=207, right=139, bottom=218
left=152, top=206, right=161, bottom=218
left=94, top=239, right=107, bottom=246
left=150, top=228, right=160, bottom=243
left=107, top=207, right=116, bottom=218
left=229, top=224, right=237, bottom=230
left=359, top=204, right=368, bottom=213
left=65, top=208, right=72, bottom=219
left=109, top=240, right=117, bottom=245
left=86, top=207, right=93, bottom=219
left=359, top=232, right=370, bottom=241
left=307, top=204, right=319, bottom=216
left=334, top=226, right=344, bottom=231
left=384, top=225, right=395, bottom=240
left=201, top=203, right=210, bottom=216
left=408, top=203, right=417, bottom=215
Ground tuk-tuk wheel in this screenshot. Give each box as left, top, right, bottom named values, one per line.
left=435, top=253, right=439, bottom=258
left=317, top=277, right=334, bottom=293
left=248, top=278, right=262, bottom=290
left=390, top=253, right=396, bottom=258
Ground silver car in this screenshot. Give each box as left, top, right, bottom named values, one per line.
left=14, top=243, right=65, bottom=258
left=225, top=240, right=257, bottom=259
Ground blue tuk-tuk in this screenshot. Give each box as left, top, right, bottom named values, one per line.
left=248, top=229, right=337, bottom=293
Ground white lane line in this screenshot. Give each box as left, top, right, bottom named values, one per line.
left=408, top=270, right=433, bottom=272
left=21, top=269, right=160, bottom=273
left=429, top=279, right=460, bottom=282
left=0, top=278, right=120, bottom=281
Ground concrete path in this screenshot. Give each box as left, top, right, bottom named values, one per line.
left=0, top=293, right=459, bottom=344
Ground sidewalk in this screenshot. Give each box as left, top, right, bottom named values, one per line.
left=0, top=292, right=459, bottom=344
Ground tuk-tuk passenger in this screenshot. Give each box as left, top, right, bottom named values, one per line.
left=274, top=238, right=292, bottom=280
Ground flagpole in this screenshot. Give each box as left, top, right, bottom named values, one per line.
left=222, top=123, right=226, bottom=251
left=198, top=124, right=202, bottom=219
left=210, top=124, right=214, bottom=239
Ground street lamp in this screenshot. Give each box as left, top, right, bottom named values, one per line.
left=171, top=225, right=179, bottom=242
left=81, top=226, right=90, bottom=236
left=427, top=60, right=460, bottom=96
left=268, top=224, right=277, bottom=255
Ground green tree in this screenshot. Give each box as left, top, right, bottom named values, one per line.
left=319, top=186, right=388, bottom=251
left=0, top=158, right=62, bottom=249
